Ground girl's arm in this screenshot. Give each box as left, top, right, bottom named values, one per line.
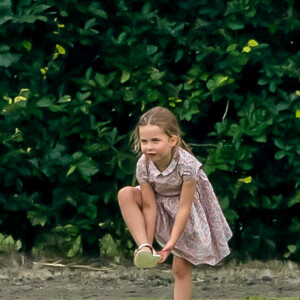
left=140, top=182, right=157, bottom=245
left=158, top=179, right=196, bottom=262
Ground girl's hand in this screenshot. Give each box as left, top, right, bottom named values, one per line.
left=157, top=241, right=174, bottom=263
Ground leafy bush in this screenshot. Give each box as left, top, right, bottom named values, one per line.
left=0, top=233, right=22, bottom=252
left=0, top=0, right=299, bottom=261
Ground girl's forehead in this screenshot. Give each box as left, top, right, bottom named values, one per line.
left=139, top=124, right=164, bottom=136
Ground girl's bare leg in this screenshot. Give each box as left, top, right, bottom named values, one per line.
left=118, top=186, right=149, bottom=247
left=172, top=256, right=193, bottom=300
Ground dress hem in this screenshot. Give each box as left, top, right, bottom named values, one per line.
left=155, top=237, right=231, bottom=266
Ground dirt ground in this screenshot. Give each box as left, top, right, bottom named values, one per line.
left=0, top=254, right=299, bottom=300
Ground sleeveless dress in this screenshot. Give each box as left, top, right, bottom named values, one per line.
left=136, top=147, right=233, bottom=266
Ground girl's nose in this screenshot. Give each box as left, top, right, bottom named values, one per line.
left=146, top=143, right=153, bottom=150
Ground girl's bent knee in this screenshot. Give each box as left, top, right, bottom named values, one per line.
left=118, top=186, right=135, bottom=198
left=117, top=186, right=139, bottom=205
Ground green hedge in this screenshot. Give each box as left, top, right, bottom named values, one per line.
left=0, top=0, right=299, bottom=261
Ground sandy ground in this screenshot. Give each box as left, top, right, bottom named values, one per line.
left=0, top=254, right=299, bottom=300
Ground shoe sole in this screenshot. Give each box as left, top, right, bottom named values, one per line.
left=134, top=250, right=161, bottom=268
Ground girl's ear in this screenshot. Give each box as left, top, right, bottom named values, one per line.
left=170, top=135, right=179, bottom=147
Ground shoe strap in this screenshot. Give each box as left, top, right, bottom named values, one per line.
left=137, top=243, right=154, bottom=253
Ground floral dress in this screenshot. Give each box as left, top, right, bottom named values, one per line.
left=136, top=147, right=233, bottom=266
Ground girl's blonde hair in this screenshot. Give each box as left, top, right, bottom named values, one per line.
left=132, top=106, right=192, bottom=154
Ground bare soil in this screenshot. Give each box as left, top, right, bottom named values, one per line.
left=0, top=254, right=299, bottom=300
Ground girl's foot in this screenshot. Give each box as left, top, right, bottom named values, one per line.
left=133, top=243, right=161, bottom=268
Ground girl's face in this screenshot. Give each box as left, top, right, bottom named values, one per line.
left=139, top=124, right=178, bottom=171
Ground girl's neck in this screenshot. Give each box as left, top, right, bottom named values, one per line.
left=155, top=160, right=171, bottom=172
left=153, top=147, right=176, bottom=172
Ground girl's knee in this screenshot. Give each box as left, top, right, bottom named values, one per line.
left=117, top=186, right=140, bottom=206
left=172, top=257, right=192, bottom=280
left=118, top=186, right=133, bottom=202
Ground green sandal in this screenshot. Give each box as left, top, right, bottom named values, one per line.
left=133, top=243, right=162, bottom=268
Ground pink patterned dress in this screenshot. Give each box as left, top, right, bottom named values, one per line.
left=136, top=147, right=233, bottom=266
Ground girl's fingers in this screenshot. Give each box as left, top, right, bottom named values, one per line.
left=157, top=250, right=171, bottom=263
left=158, top=255, right=167, bottom=263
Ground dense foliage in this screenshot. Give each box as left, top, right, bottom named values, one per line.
left=0, top=0, right=299, bottom=261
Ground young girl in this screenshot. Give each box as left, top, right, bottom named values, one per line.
left=118, top=106, right=232, bottom=300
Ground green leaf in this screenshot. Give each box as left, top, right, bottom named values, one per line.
left=22, top=40, right=32, bottom=51
left=0, top=234, right=22, bottom=252
left=224, top=209, right=239, bottom=225
left=78, top=204, right=97, bottom=220
left=220, top=196, right=229, bottom=210
left=76, top=158, right=99, bottom=177
left=84, top=18, right=97, bottom=30
left=242, top=46, right=251, bottom=53
left=277, top=102, right=290, bottom=111
left=275, top=150, right=286, bottom=160
left=274, top=138, right=285, bottom=149
left=73, top=151, right=83, bottom=161
left=206, top=75, right=230, bottom=92
left=32, top=4, right=51, bottom=14
left=150, top=69, right=165, bottom=81
left=16, top=15, right=48, bottom=23
left=227, top=123, right=241, bottom=136
left=0, top=53, right=21, bottom=67
left=0, top=16, right=12, bottom=25
left=206, top=79, right=216, bottom=91
left=146, top=45, right=158, bottom=55
left=257, top=78, right=268, bottom=85
left=226, top=22, right=245, bottom=30
left=93, top=9, right=108, bottom=20
left=58, top=95, right=71, bottom=103
left=269, top=81, right=277, bottom=93
left=116, top=32, right=127, bottom=44
left=67, top=236, right=82, bottom=258
left=226, top=44, right=238, bottom=52
left=120, top=70, right=130, bottom=83
left=175, top=49, right=184, bottom=62
left=0, top=44, right=10, bottom=52
left=199, top=73, right=209, bottom=81
left=66, top=165, right=76, bottom=177
left=77, top=92, right=91, bottom=101
left=287, top=244, right=297, bottom=253
left=36, top=98, right=52, bottom=107
left=27, top=211, right=47, bottom=226
left=288, top=190, right=300, bottom=208
left=100, top=234, right=120, bottom=257
left=284, top=245, right=297, bottom=258
left=248, top=39, right=259, bottom=47
left=253, top=135, right=267, bottom=143
left=215, top=122, right=223, bottom=135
